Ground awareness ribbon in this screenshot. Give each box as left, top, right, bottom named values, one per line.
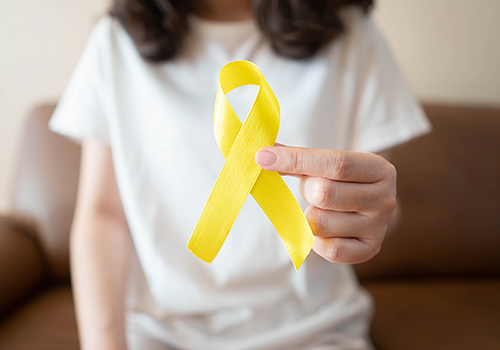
left=187, top=60, right=315, bottom=270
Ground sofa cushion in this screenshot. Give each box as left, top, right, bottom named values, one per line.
left=10, top=104, right=81, bottom=282
left=0, top=214, right=46, bottom=319
left=364, top=279, right=500, bottom=350
left=0, top=284, right=79, bottom=350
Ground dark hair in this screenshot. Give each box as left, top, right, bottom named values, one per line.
left=109, top=0, right=374, bottom=61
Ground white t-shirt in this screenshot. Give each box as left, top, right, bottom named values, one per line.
left=48, top=7, right=431, bottom=350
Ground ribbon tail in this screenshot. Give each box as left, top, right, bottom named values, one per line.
left=250, top=170, right=315, bottom=270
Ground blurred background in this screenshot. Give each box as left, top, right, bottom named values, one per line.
left=1, top=0, right=499, bottom=213
left=1, top=1, right=499, bottom=350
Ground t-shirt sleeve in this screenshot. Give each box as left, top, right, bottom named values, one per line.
left=48, top=16, right=112, bottom=145
left=345, top=10, right=432, bottom=154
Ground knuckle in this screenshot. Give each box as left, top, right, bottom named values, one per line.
left=306, top=206, right=327, bottom=234
left=380, top=195, right=397, bottom=211
left=329, top=151, right=351, bottom=180
left=381, top=194, right=397, bottom=213
left=384, top=162, right=397, bottom=182
left=310, top=178, right=335, bottom=208
left=324, top=240, right=343, bottom=262
left=288, top=149, right=306, bottom=173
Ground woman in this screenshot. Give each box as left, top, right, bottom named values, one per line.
left=48, top=0, right=432, bottom=349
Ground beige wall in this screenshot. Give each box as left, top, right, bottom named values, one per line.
left=0, top=0, right=110, bottom=213
left=1, top=0, right=499, bottom=213
left=372, top=0, right=500, bottom=106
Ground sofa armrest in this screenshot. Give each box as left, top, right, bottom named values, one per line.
left=0, top=214, right=48, bottom=319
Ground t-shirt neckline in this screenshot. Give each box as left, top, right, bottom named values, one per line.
left=187, top=13, right=259, bottom=40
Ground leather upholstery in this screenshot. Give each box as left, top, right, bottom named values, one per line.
left=366, top=280, right=500, bottom=350
left=0, top=215, right=47, bottom=319
left=0, top=285, right=78, bottom=350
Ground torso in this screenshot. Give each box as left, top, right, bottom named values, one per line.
left=99, top=9, right=374, bottom=349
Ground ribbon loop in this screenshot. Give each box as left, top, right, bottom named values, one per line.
left=187, top=60, right=315, bottom=270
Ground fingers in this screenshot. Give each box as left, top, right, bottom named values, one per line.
left=312, top=236, right=382, bottom=264
left=299, top=176, right=390, bottom=212
left=305, top=206, right=387, bottom=264
left=254, top=144, right=396, bottom=265
left=305, top=206, right=368, bottom=237
left=305, top=206, right=387, bottom=240
left=255, top=145, right=394, bottom=183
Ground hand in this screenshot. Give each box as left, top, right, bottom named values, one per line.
left=255, top=145, right=397, bottom=264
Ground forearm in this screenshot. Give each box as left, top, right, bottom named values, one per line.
left=70, top=211, right=133, bottom=350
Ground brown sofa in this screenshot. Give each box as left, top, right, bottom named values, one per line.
left=0, top=103, right=499, bottom=350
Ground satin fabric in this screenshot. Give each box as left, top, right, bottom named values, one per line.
left=187, top=60, right=315, bottom=270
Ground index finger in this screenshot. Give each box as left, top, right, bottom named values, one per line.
left=255, top=145, right=391, bottom=183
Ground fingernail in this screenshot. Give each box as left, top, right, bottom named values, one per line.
left=255, top=150, right=278, bottom=167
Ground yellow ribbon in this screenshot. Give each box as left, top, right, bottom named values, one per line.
left=187, top=60, right=315, bottom=270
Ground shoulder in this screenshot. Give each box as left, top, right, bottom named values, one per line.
left=83, top=14, right=143, bottom=69
left=340, top=6, right=382, bottom=43
left=88, top=15, right=128, bottom=39
left=85, top=15, right=136, bottom=53
left=318, top=5, right=400, bottom=86
left=325, top=6, right=387, bottom=59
